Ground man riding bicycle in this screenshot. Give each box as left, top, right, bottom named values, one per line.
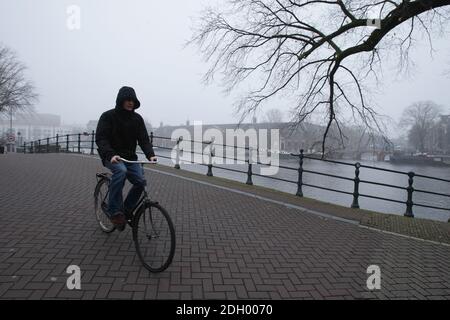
left=95, top=86, right=157, bottom=231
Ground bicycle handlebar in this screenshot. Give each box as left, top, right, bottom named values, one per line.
left=118, top=157, right=158, bottom=164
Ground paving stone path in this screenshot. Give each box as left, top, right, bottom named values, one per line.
left=0, top=153, right=449, bottom=299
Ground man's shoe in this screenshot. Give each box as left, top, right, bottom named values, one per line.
left=110, top=213, right=127, bottom=231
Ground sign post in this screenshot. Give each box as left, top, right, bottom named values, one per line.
left=6, top=133, right=15, bottom=152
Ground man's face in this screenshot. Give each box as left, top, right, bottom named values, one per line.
left=123, top=99, right=135, bottom=111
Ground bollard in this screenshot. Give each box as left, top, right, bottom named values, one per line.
left=150, top=131, right=154, bottom=144
left=47, top=138, right=50, bottom=153
left=30, top=141, right=34, bottom=154
left=90, top=130, right=95, bottom=155
left=296, top=149, right=304, bottom=197
left=404, top=172, right=415, bottom=218
left=77, top=133, right=81, bottom=153
left=38, top=139, right=41, bottom=153
left=351, top=162, right=361, bottom=209
left=66, top=134, right=69, bottom=152
left=23, top=142, right=26, bottom=154
left=56, top=134, right=59, bottom=153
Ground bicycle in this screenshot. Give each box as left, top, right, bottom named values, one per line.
left=94, top=157, right=176, bottom=272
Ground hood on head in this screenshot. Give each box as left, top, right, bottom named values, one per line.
left=115, top=86, right=141, bottom=110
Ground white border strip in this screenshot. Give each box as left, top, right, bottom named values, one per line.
left=359, top=225, right=450, bottom=247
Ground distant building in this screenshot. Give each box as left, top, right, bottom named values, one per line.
left=0, top=113, right=78, bottom=142
left=87, top=120, right=98, bottom=132
left=151, top=121, right=389, bottom=159
left=438, top=115, right=450, bottom=153
left=152, top=121, right=323, bottom=153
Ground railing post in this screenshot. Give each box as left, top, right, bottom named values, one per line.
left=38, top=139, right=41, bottom=153
left=404, top=171, right=415, bottom=218
left=90, top=130, right=95, bottom=155
left=351, top=162, right=361, bottom=209
left=56, top=134, right=59, bottom=153
left=207, top=147, right=213, bottom=177
left=46, top=137, right=49, bottom=153
left=66, top=134, right=69, bottom=152
left=23, top=142, right=26, bottom=154
left=206, top=140, right=214, bottom=177
left=296, top=149, right=304, bottom=197
left=207, top=163, right=213, bottom=176
left=246, top=147, right=253, bottom=185
left=150, top=131, right=154, bottom=144
left=30, top=141, right=34, bottom=154
left=174, top=137, right=181, bottom=169
left=246, top=163, right=253, bottom=185
left=77, top=133, right=81, bottom=153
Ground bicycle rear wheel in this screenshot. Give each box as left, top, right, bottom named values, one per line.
left=133, top=202, right=176, bottom=272
left=94, top=177, right=115, bottom=233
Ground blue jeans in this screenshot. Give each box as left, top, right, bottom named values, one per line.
left=103, top=160, right=146, bottom=217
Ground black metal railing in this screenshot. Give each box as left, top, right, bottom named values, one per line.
left=22, top=131, right=450, bottom=220
left=23, top=131, right=95, bottom=155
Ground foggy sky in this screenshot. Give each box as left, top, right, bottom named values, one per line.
left=1, top=0, right=449, bottom=132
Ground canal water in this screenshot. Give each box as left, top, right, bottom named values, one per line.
left=148, top=150, right=450, bottom=222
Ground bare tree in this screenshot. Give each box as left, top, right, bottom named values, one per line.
left=191, top=0, right=450, bottom=153
left=264, top=108, right=284, bottom=122
left=0, top=44, right=38, bottom=117
left=400, top=100, right=443, bottom=152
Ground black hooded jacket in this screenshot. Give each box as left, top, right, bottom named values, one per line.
left=95, top=86, right=155, bottom=162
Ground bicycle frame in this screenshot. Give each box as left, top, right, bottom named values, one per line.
left=97, top=157, right=158, bottom=225
left=127, top=187, right=148, bottom=225
left=94, top=156, right=175, bottom=272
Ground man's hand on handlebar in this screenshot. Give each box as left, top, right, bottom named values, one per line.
left=148, top=156, right=157, bottom=162
left=111, top=155, right=121, bottom=164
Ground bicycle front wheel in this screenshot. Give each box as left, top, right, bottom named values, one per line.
left=133, top=202, right=176, bottom=272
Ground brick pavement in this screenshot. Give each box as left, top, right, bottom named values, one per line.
left=0, top=153, right=449, bottom=299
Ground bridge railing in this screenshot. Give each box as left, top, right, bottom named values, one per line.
left=22, top=131, right=450, bottom=220
left=22, top=132, right=95, bottom=155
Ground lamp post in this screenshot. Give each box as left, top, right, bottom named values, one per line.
left=7, top=107, right=15, bottom=152
left=17, top=132, right=21, bottom=150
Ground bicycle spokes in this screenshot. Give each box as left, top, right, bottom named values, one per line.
left=133, top=203, right=175, bottom=273
left=95, top=173, right=175, bottom=273
left=143, top=207, right=161, bottom=240
left=99, top=188, right=109, bottom=213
